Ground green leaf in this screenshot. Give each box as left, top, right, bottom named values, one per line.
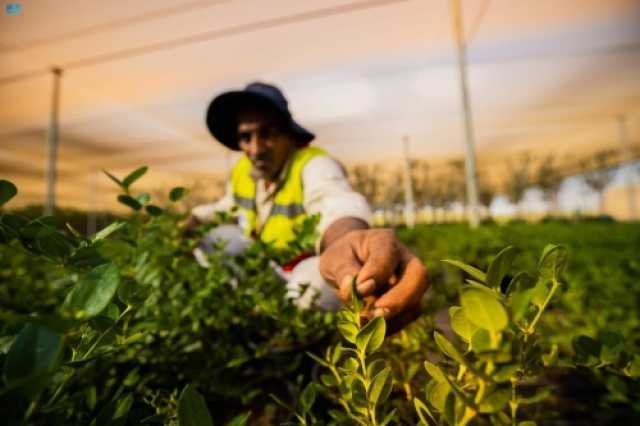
left=122, top=166, right=148, bottom=190
left=600, top=330, right=625, bottom=364
left=368, top=367, right=392, bottom=405
left=530, top=278, right=550, bottom=309
left=460, top=288, right=508, bottom=332
left=64, top=263, right=120, bottom=319
left=507, top=272, right=537, bottom=321
left=227, top=412, right=251, bottom=426
left=449, top=306, right=475, bottom=342
left=3, top=324, right=63, bottom=388
left=69, top=245, right=107, bottom=269
left=337, top=320, right=358, bottom=344
left=626, top=355, right=640, bottom=377
left=426, top=380, right=450, bottom=413
left=178, top=384, right=214, bottom=426
left=320, top=373, right=338, bottom=387
left=493, top=364, right=519, bottom=382
left=486, top=246, right=519, bottom=289
left=170, top=186, right=188, bottom=202
left=299, top=383, right=316, bottom=413
left=331, top=343, right=344, bottom=365
left=117, top=278, right=147, bottom=306
left=341, top=357, right=359, bottom=373
left=92, top=393, right=134, bottom=426
left=269, top=393, right=291, bottom=410
left=38, top=231, right=75, bottom=260
left=517, top=389, right=551, bottom=405
left=478, top=386, right=511, bottom=413
left=379, top=408, right=397, bottom=426
left=542, top=344, right=558, bottom=366
left=506, top=271, right=536, bottom=295
left=146, top=205, right=164, bottom=216
left=538, top=244, right=568, bottom=280
left=117, top=195, right=142, bottom=210
left=355, top=316, right=386, bottom=355
left=351, top=378, right=368, bottom=410
left=442, top=259, right=486, bottom=283
left=572, top=335, right=601, bottom=366
left=414, top=397, right=436, bottom=425
left=518, top=422, right=537, bottom=426
left=349, top=276, right=363, bottom=314
left=306, top=351, right=330, bottom=368
left=424, top=361, right=447, bottom=383
left=0, top=179, right=18, bottom=207
left=470, top=329, right=493, bottom=353
left=367, top=359, right=387, bottom=379
left=92, top=221, right=126, bottom=242
left=434, top=331, right=465, bottom=365
left=136, top=192, right=151, bottom=205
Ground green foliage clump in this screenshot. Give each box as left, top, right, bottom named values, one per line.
left=1, top=173, right=639, bottom=425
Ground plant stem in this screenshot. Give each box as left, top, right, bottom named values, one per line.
left=44, top=370, right=75, bottom=408
left=509, top=378, right=518, bottom=426
left=526, top=278, right=559, bottom=335
left=358, top=352, right=379, bottom=426
left=83, top=305, right=132, bottom=360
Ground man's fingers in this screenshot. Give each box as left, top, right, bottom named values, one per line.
left=371, top=254, right=428, bottom=318
left=319, top=246, right=361, bottom=302
left=356, top=230, right=400, bottom=297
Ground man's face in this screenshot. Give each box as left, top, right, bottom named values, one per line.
left=236, top=107, right=295, bottom=181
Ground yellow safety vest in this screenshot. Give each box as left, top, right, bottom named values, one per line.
left=230, top=146, right=327, bottom=248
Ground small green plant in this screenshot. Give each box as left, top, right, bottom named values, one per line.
left=0, top=171, right=327, bottom=425
left=307, top=279, right=395, bottom=425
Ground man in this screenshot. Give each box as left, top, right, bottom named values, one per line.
left=190, top=82, right=428, bottom=331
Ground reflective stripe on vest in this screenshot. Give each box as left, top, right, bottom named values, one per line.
left=230, top=146, right=327, bottom=248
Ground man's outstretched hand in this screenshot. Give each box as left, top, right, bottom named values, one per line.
left=319, top=223, right=428, bottom=333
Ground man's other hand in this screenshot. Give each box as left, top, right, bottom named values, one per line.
left=319, top=227, right=428, bottom=333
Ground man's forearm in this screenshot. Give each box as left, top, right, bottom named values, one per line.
left=319, top=217, right=369, bottom=253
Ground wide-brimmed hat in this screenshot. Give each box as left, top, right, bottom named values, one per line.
left=206, top=82, right=315, bottom=151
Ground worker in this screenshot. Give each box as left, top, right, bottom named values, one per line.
left=188, top=82, right=428, bottom=331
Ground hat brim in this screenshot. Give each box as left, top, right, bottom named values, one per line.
left=206, top=91, right=314, bottom=151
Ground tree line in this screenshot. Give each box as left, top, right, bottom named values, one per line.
left=348, top=149, right=625, bottom=222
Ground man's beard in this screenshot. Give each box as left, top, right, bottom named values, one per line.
left=249, top=154, right=273, bottom=180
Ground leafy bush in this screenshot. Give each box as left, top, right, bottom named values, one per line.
left=1, top=173, right=639, bottom=425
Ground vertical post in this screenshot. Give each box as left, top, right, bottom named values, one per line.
left=45, top=67, right=63, bottom=216
left=449, top=0, right=480, bottom=227
left=402, top=135, right=416, bottom=228
left=618, top=115, right=638, bottom=220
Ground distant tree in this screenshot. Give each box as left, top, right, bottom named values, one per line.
left=477, top=171, right=496, bottom=218
left=410, top=159, right=431, bottom=209
left=504, top=153, right=532, bottom=216
left=535, top=155, right=564, bottom=214
left=580, top=150, right=615, bottom=214
left=428, top=173, right=458, bottom=223
left=375, top=168, right=403, bottom=226
left=447, top=159, right=467, bottom=211
left=349, top=164, right=382, bottom=208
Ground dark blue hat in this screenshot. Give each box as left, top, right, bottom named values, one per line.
left=206, top=82, right=315, bottom=151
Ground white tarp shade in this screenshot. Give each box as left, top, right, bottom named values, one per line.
left=1, top=0, right=639, bottom=210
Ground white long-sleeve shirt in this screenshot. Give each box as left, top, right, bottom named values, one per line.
left=191, top=154, right=372, bottom=238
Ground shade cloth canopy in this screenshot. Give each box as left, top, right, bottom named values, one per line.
left=1, top=0, right=639, bottom=210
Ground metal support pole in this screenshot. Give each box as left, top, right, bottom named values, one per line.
left=402, top=135, right=416, bottom=228
left=45, top=67, right=63, bottom=216
left=449, top=0, right=480, bottom=227
left=618, top=115, right=638, bottom=220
